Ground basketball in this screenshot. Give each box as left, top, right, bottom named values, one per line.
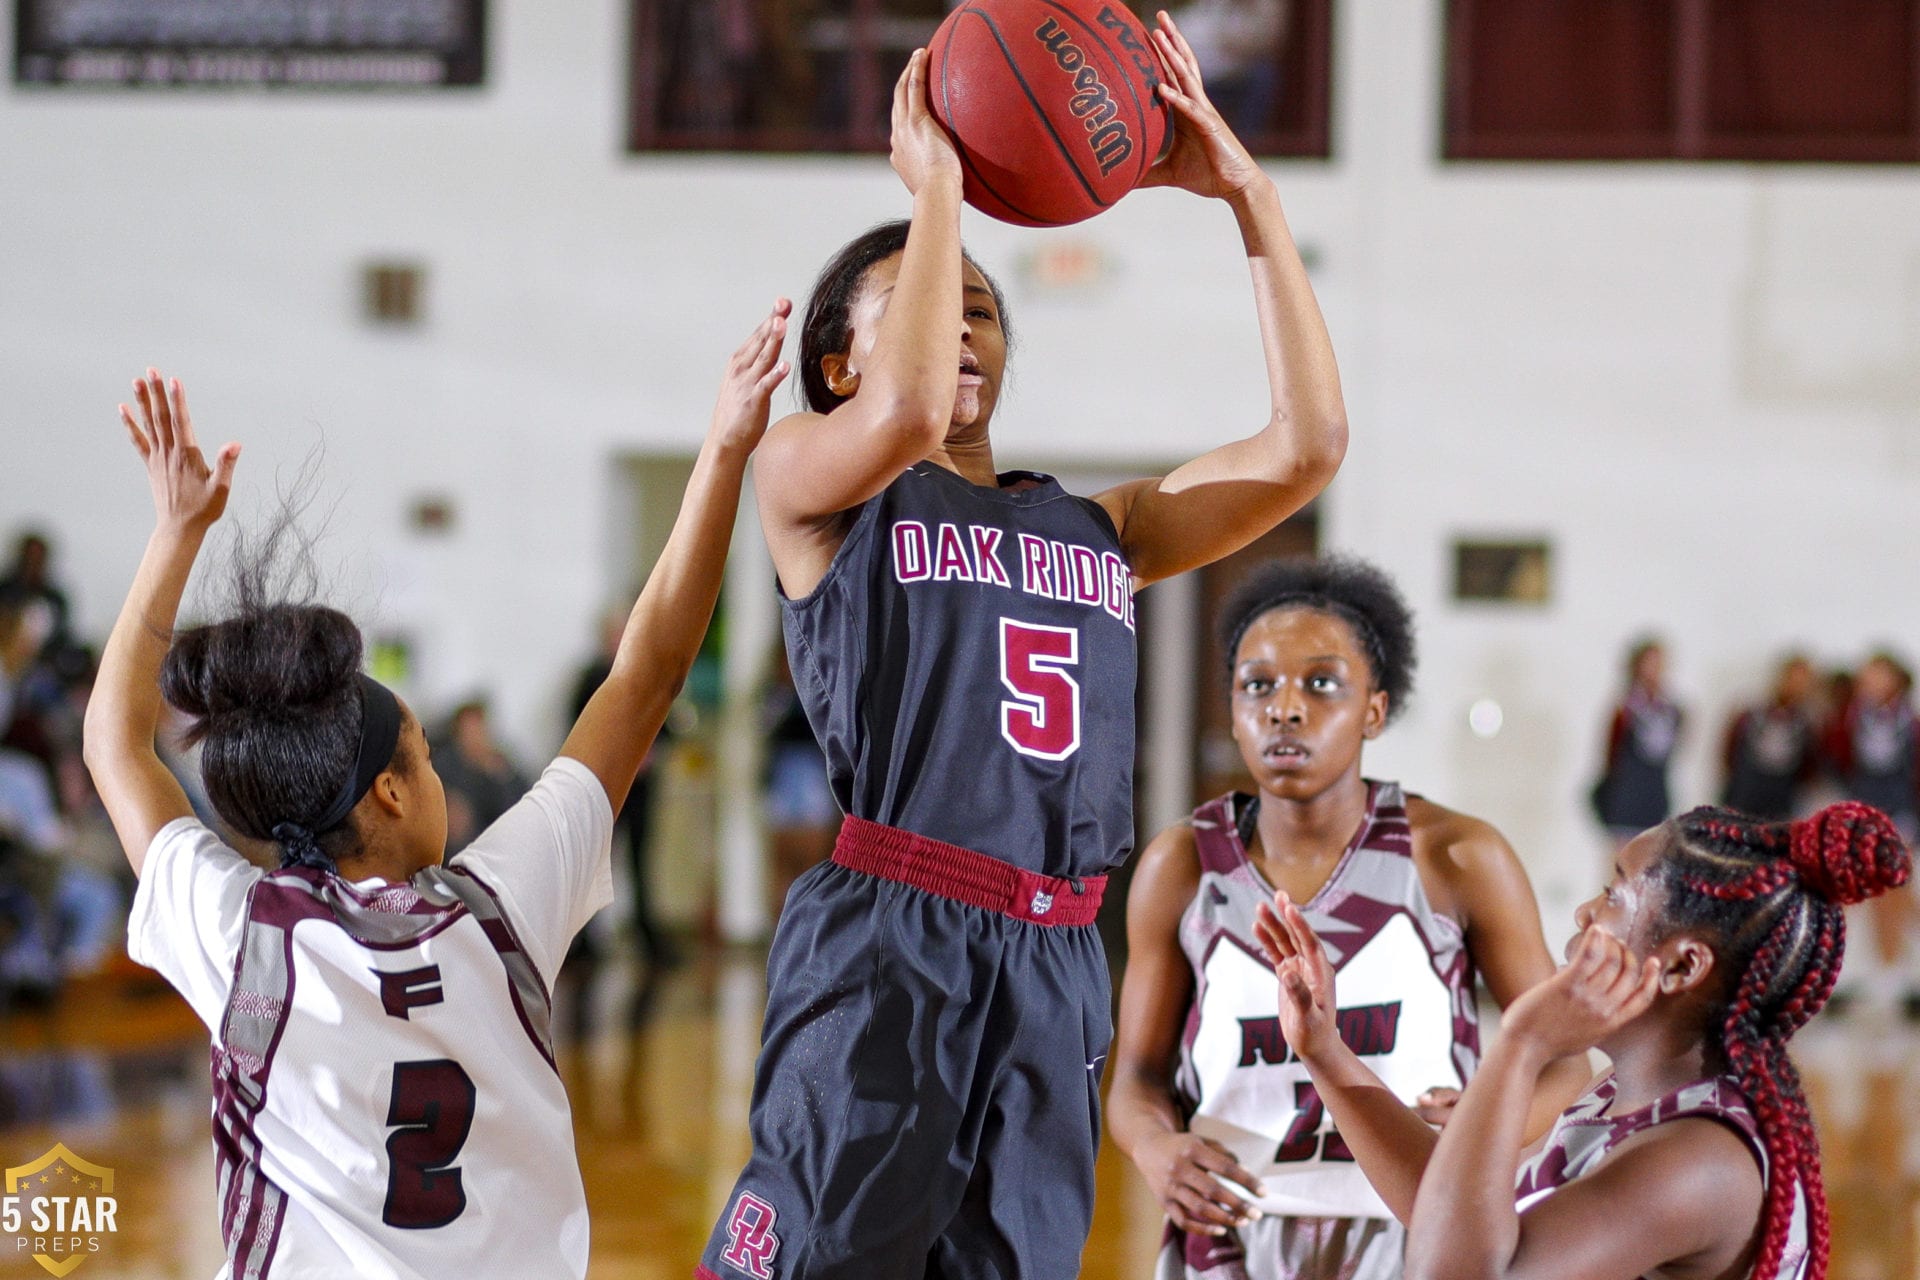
left=928, top=0, right=1172, bottom=227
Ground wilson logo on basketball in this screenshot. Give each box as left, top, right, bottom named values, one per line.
left=1032, top=17, right=1134, bottom=176
left=1095, top=5, right=1162, bottom=91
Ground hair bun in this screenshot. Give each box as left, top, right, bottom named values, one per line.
left=1788, top=802, right=1913, bottom=906
left=161, top=604, right=363, bottom=737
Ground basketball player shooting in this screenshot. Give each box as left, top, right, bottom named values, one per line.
left=699, top=13, right=1347, bottom=1280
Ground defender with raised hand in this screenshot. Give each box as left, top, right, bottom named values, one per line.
left=82, top=304, right=789, bottom=1280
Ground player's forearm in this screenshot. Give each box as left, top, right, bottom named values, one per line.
left=564, top=435, right=748, bottom=804
left=83, top=524, right=204, bottom=769
left=1106, top=1066, right=1186, bottom=1161
left=1403, top=1036, right=1548, bottom=1280
left=861, top=179, right=966, bottom=445
left=1294, top=1036, right=1436, bottom=1226
left=599, top=437, right=747, bottom=710
left=1230, top=179, right=1347, bottom=485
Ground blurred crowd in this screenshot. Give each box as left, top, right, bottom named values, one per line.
left=0, top=529, right=838, bottom=1018
left=1591, top=640, right=1917, bottom=836
left=0, top=532, right=128, bottom=1007
left=1591, top=638, right=1919, bottom=1007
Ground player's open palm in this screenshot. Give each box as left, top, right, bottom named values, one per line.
left=1134, top=1129, right=1264, bottom=1237
left=1254, top=893, right=1339, bottom=1061
left=710, top=300, right=792, bottom=454
left=1502, top=926, right=1661, bottom=1062
left=119, top=368, right=239, bottom=535
left=1140, top=11, right=1261, bottom=202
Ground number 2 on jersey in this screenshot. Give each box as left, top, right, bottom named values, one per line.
left=1274, top=1081, right=1355, bottom=1164
left=383, top=1059, right=476, bottom=1229
left=999, top=618, right=1081, bottom=760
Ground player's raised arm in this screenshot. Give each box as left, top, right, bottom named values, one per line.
left=755, top=49, right=967, bottom=593
left=84, top=370, right=241, bottom=872
left=1095, top=11, right=1347, bottom=588
left=1252, top=893, right=1442, bottom=1225
left=1402, top=927, right=1678, bottom=1280
left=560, top=302, right=788, bottom=810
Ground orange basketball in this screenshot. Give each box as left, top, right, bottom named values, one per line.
left=928, top=0, right=1172, bottom=227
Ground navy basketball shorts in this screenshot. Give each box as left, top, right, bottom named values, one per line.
left=698, top=817, right=1113, bottom=1280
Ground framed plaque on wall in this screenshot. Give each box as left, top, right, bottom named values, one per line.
left=15, top=0, right=486, bottom=88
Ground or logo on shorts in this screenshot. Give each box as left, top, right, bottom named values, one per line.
left=1030, top=890, right=1054, bottom=916
left=720, top=1190, right=780, bottom=1278
left=4, top=1143, right=118, bottom=1275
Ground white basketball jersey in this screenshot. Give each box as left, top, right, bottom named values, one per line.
left=1516, top=1074, right=1808, bottom=1280
left=211, top=866, right=589, bottom=1279
left=1174, top=784, right=1480, bottom=1219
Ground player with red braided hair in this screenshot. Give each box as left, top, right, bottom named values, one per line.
left=1249, top=799, right=1910, bottom=1280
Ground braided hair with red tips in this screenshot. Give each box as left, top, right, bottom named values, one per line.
left=1655, top=801, right=1912, bottom=1280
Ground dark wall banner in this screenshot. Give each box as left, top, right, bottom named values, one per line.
left=14, top=0, right=486, bottom=88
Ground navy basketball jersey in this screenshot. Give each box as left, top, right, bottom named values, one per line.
left=1844, top=702, right=1919, bottom=827
left=782, top=463, right=1138, bottom=878
left=1723, top=705, right=1814, bottom=820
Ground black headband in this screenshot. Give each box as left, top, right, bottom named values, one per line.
left=271, top=675, right=403, bottom=861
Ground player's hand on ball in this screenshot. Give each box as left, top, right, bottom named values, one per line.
left=1253, top=893, right=1340, bottom=1061
left=710, top=300, right=791, bottom=453
left=890, top=48, right=963, bottom=195
left=1140, top=10, right=1265, bottom=203
left=1501, top=925, right=1661, bottom=1062
left=1134, top=1130, right=1264, bottom=1237
left=119, top=369, right=240, bottom=535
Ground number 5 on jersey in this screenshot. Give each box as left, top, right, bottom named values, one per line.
left=999, top=618, right=1080, bottom=760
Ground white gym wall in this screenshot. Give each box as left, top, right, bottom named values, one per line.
left=5, top=0, right=1918, bottom=939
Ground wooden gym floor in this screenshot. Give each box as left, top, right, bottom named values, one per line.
left=1, top=949, right=1914, bottom=1279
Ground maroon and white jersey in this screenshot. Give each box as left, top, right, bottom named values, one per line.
left=1516, top=1074, right=1808, bottom=1280
left=1174, top=782, right=1480, bottom=1218
left=128, top=758, right=614, bottom=1280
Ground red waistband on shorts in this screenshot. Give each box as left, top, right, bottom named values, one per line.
left=831, top=814, right=1106, bottom=926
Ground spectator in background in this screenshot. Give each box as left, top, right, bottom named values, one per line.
left=1, top=535, right=91, bottom=773
left=1825, top=666, right=1857, bottom=724
left=1828, top=652, right=1920, bottom=840
left=1825, top=651, right=1919, bottom=1007
left=432, top=698, right=533, bottom=853
left=0, top=696, right=121, bottom=994
left=572, top=610, right=679, bottom=971
left=0, top=531, right=71, bottom=657
left=761, top=644, right=836, bottom=919
left=1589, top=637, right=1683, bottom=850
left=1720, top=652, right=1818, bottom=820
left=0, top=713, right=67, bottom=1003
left=0, top=601, right=48, bottom=735
left=0, top=599, right=61, bottom=1001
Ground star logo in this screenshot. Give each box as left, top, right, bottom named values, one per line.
left=4, top=1144, right=117, bottom=1276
